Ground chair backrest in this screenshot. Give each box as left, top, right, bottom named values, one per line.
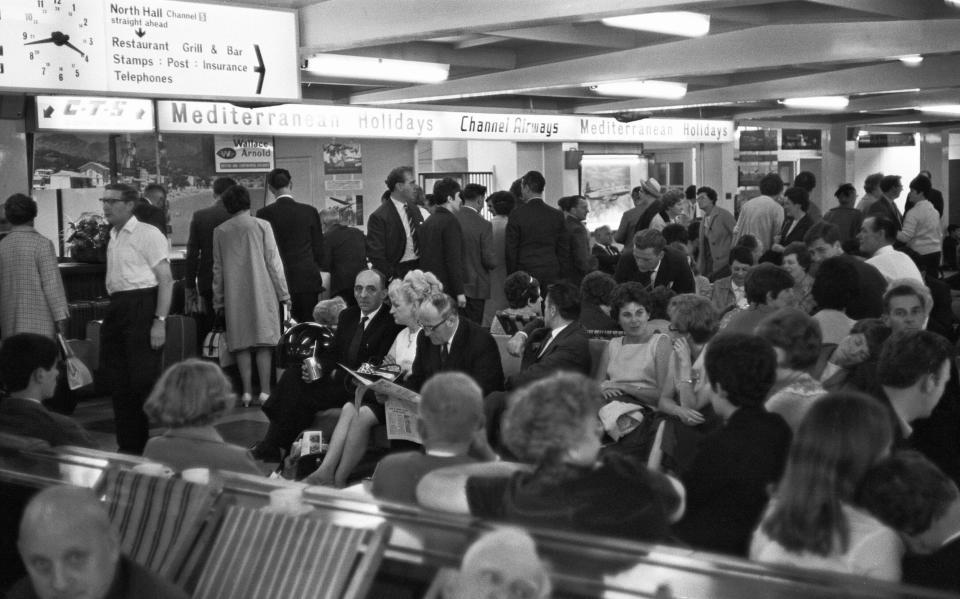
left=97, top=468, right=221, bottom=584
left=192, top=505, right=390, bottom=599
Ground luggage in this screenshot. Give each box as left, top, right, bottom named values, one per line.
left=201, top=328, right=235, bottom=367
left=161, top=315, right=198, bottom=369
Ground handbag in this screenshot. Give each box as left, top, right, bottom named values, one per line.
left=57, top=334, right=94, bottom=391
left=201, top=328, right=235, bottom=367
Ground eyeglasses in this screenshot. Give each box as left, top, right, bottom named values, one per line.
left=419, top=316, right=449, bottom=333
left=99, top=197, right=125, bottom=204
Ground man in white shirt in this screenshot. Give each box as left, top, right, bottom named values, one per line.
left=100, top=183, right=172, bottom=454
left=366, top=166, right=424, bottom=280
left=898, top=175, right=943, bottom=279
left=859, top=216, right=923, bottom=283
left=734, top=173, right=784, bottom=253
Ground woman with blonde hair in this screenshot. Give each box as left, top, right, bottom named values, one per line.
left=306, top=269, right=442, bottom=487
left=143, top=358, right=262, bottom=475
left=750, top=391, right=902, bottom=580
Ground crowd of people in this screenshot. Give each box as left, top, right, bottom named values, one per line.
left=2, top=165, right=960, bottom=596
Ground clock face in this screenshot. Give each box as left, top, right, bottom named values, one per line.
left=0, top=0, right=108, bottom=92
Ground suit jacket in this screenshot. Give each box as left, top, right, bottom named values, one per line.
left=866, top=196, right=903, bottom=228
left=777, top=213, right=814, bottom=247
left=506, top=320, right=591, bottom=390
left=504, top=198, right=569, bottom=286
left=133, top=200, right=166, bottom=234
left=320, top=304, right=403, bottom=383
left=366, top=197, right=424, bottom=279
left=320, top=224, right=367, bottom=299
left=709, top=276, right=737, bottom=314
left=406, top=318, right=504, bottom=395
left=613, top=246, right=696, bottom=293
left=256, top=196, right=324, bottom=294
left=456, top=206, right=496, bottom=299
left=563, top=215, right=595, bottom=286
left=0, top=397, right=97, bottom=448
left=676, top=406, right=792, bottom=556
left=185, top=200, right=231, bottom=293
left=143, top=426, right=261, bottom=475
left=615, top=205, right=643, bottom=245
left=698, top=207, right=736, bottom=277
left=592, top=243, right=621, bottom=275
left=418, top=206, right=466, bottom=296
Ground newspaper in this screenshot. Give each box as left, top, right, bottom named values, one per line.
left=341, top=364, right=423, bottom=443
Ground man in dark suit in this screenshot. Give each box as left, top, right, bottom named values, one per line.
left=591, top=225, right=621, bottom=275
left=804, top=221, right=886, bottom=319
left=456, top=184, right=496, bottom=324
left=419, top=178, right=467, bottom=308
left=366, top=166, right=424, bottom=281
left=134, top=183, right=167, bottom=234
left=253, top=270, right=402, bottom=460
left=559, top=195, right=596, bottom=286
left=184, top=176, right=234, bottom=346
left=405, top=293, right=504, bottom=396
left=319, top=206, right=366, bottom=304
left=504, top=170, right=569, bottom=290
left=614, top=229, right=696, bottom=293
left=256, top=168, right=324, bottom=323
left=866, top=175, right=904, bottom=229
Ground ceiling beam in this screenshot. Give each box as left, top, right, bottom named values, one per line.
left=312, top=42, right=518, bottom=70
left=574, top=53, right=960, bottom=113
left=349, top=20, right=960, bottom=105
left=487, top=23, right=639, bottom=49
left=804, top=0, right=937, bottom=19
left=454, top=35, right=509, bottom=50
left=735, top=89, right=960, bottom=120
left=299, top=0, right=784, bottom=52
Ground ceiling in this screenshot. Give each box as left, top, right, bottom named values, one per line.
left=203, top=0, right=960, bottom=129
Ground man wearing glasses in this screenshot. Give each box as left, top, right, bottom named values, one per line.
left=253, top=269, right=401, bottom=461
left=100, top=183, right=173, bottom=454
left=405, top=293, right=503, bottom=398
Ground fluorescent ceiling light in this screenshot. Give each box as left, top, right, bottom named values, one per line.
left=304, top=54, right=449, bottom=83
left=602, top=11, right=710, bottom=37
left=898, top=54, right=923, bottom=66
left=921, top=104, right=960, bottom=115
left=780, top=96, right=849, bottom=109
left=590, top=80, right=688, bottom=99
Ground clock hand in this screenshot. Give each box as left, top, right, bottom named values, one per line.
left=63, top=40, right=85, bottom=57
left=25, top=37, right=56, bottom=46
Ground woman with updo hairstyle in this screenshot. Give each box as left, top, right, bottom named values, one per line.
left=659, top=189, right=691, bottom=227
left=143, top=359, right=262, bottom=474
left=417, top=372, right=683, bottom=542
left=578, top=271, right=619, bottom=331
left=657, top=294, right=720, bottom=427
left=307, top=269, right=442, bottom=487
left=781, top=241, right=815, bottom=313
left=755, top=308, right=826, bottom=432
left=593, top=283, right=672, bottom=407
left=213, top=184, right=291, bottom=407
left=0, top=193, right=69, bottom=340
left=490, top=271, right=541, bottom=335
left=751, top=391, right=902, bottom=581
left=483, top=190, right=518, bottom=325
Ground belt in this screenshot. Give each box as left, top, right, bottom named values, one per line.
left=109, top=286, right=158, bottom=298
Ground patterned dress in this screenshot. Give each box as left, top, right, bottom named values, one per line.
left=0, top=227, right=69, bottom=339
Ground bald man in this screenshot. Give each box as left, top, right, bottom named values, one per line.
left=11, top=485, right=187, bottom=599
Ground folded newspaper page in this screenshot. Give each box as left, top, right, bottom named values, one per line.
left=342, top=364, right=423, bottom=443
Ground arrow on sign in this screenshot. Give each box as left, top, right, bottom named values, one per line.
left=134, top=28, right=146, bottom=38
left=253, top=44, right=265, bottom=95
left=42, top=105, right=55, bottom=118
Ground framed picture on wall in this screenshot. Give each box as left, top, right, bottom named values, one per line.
left=322, top=142, right=362, bottom=174
left=739, top=129, right=778, bottom=151
left=781, top=129, right=822, bottom=150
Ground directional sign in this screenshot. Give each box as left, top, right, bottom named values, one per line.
left=0, top=0, right=300, bottom=102
left=35, top=95, right=155, bottom=132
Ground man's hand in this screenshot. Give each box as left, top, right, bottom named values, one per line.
left=506, top=332, right=527, bottom=357
left=456, top=294, right=467, bottom=309
left=301, top=361, right=323, bottom=383
left=150, top=320, right=166, bottom=350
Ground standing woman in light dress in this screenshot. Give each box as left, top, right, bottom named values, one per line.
left=213, top=185, right=290, bottom=407
left=0, top=194, right=69, bottom=340
left=306, top=269, right=442, bottom=487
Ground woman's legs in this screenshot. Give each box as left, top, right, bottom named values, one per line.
left=255, top=347, right=273, bottom=396
left=333, top=406, right=380, bottom=487
left=235, top=349, right=253, bottom=399
left=308, top=403, right=357, bottom=485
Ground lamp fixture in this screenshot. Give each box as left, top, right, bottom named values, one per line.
left=780, top=96, right=849, bottom=109
left=601, top=11, right=711, bottom=37
left=920, top=104, right=960, bottom=115
left=898, top=54, right=924, bottom=66
left=303, top=54, right=449, bottom=84
left=589, top=80, right=688, bottom=99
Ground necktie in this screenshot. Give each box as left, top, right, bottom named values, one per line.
left=405, top=204, right=421, bottom=257
left=347, top=316, right=368, bottom=366
left=440, top=343, right=449, bottom=368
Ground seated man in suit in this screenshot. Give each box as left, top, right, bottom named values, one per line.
left=252, top=269, right=402, bottom=461
left=405, top=293, right=504, bottom=396
left=493, top=282, right=591, bottom=444
left=0, top=333, right=98, bottom=448
left=591, top=225, right=621, bottom=275
left=614, top=229, right=696, bottom=293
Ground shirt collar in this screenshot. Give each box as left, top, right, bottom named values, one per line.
left=113, top=215, right=141, bottom=236
left=425, top=449, right=460, bottom=457
left=361, top=304, right=383, bottom=323
left=874, top=244, right=895, bottom=256
left=445, top=318, right=460, bottom=347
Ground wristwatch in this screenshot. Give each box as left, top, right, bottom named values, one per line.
left=154, top=315, right=167, bottom=323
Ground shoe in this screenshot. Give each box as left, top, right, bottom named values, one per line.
left=258, top=392, right=270, bottom=405
left=241, top=393, right=253, bottom=407
left=250, top=442, right=282, bottom=462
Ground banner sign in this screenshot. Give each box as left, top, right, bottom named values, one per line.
left=158, top=101, right=735, bottom=143
left=214, top=135, right=274, bottom=172
left=0, top=0, right=299, bottom=101
left=34, top=95, right=154, bottom=132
